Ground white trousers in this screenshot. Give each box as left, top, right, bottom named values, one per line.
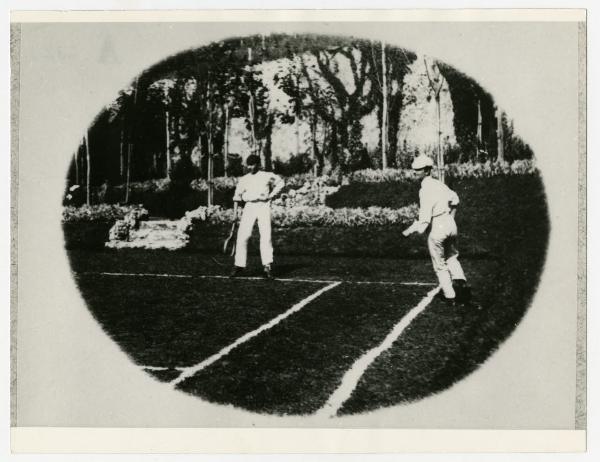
left=427, top=214, right=466, bottom=298
left=234, top=202, right=273, bottom=268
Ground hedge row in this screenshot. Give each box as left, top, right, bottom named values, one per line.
left=187, top=224, right=428, bottom=258
left=180, top=204, right=418, bottom=230
left=62, top=204, right=147, bottom=223
left=69, top=159, right=536, bottom=204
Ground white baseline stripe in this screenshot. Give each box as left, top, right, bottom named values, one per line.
left=81, top=271, right=435, bottom=286
left=140, top=365, right=186, bottom=371
left=169, top=281, right=342, bottom=387
left=315, top=286, right=441, bottom=418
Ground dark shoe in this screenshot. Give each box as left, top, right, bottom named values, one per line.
left=230, top=266, right=244, bottom=278
left=436, top=291, right=456, bottom=306
left=263, top=264, right=274, bottom=280
left=453, top=279, right=472, bottom=304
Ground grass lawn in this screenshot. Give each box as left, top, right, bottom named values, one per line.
left=75, top=272, right=322, bottom=368
left=176, top=282, right=431, bottom=415
left=65, top=173, right=549, bottom=416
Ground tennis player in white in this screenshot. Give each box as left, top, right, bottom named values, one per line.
left=402, top=154, right=470, bottom=303
left=230, top=154, right=285, bottom=279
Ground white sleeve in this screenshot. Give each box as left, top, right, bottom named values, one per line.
left=269, top=173, right=285, bottom=197
left=232, top=177, right=244, bottom=202
left=448, top=188, right=459, bottom=207
left=417, top=188, right=433, bottom=225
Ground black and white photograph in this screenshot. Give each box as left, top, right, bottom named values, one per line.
left=8, top=7, right=588, bottom=455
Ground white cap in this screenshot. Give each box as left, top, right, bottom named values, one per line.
left=411, top=155, right=434, bottom=170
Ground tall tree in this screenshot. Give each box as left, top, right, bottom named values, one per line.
left=424, top=57, right=448, bottom=183
left=495, top=105, right=504, bottom=163
left=380, top=41, right=388, bottom=169
left=84, top=133, right=91, bottom=205
left=146, top=79, right=176, bottom=178
left=125, top=78, right=139, bottom=203
left=73, top=147, right=80, bottom=185
left=106, top=86, right=134, bottom=180
left=301, top=43, right=379, bottom=171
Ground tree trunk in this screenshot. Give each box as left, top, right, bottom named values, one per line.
left=74, top=149, right=79, bottom=185
left=165, top=110, right=171, bottom=179
left=249, top=92, right=257, bottom=157
left=310, top=116, right=322, bottom=176
left=339, top=120, right=349, bottom=171
left=381, top=41, right=388, bottom=169
left=223, top=104, right=229, bottom=177
left=207, top=142, right=213, bottom=206
left=330, top=123, right=339, bottom=170
left=125, top=78, right=138, bottom=203
left=247, top=47, right=257, bottom=158
left=119, top=124, right=125, bottom=179
left=206, top=82, right=215, bottom=206
left=387, top=87, right=403, bottom=169
left=436, top=94, right=444, bottom=183
left=496, top=106, right=504, bottom=163
left=263, top=114, right=274, bottom=172
left=476, top=99, right=483, bottom=161
left=84, top=133, right=91, bottom=205
left=125, top=143, right=132, bottom=203
left=295, top=115, right=300, bottom=157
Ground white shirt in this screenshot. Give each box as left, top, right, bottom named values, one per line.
left=233, top=171, right=284, bottom=202
left=417, top=176, right=459, bottom=225
left=404, top=176, right=459, bottom=235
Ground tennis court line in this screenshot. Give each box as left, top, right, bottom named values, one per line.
left=140, top=365, right=185, bottom=371
left=315, top=286, right=441, bottom=419
left=82, top=271, right=436, bottom=286
left=169, top=281, right=342, bottom=387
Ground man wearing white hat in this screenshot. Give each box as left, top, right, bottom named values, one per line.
left=402, top=155, right=470, bottom=303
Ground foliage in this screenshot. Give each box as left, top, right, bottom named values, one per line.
left=182, top=204, right=418, bottom=230
left=107, top=207, right=150, bottom=241
left=437, top=62, right=497, bottom=162
left=272, top=178, right=340, bottom=207
left=190, top=176, right=239, bottom=192
left=273, top=152, right=314, bottom=176
left=347, top=168, right=418, bottom=183
left=113, top=178, right=172, bottom=194
left=69, top=33, right=534, bottom=208
left=62, top=204, right=148, bottom=223
left=444, top=159, right=537, bottom=178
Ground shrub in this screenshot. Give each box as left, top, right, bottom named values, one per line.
left=62, top=204, right=148, bottom=250
left=182, top=204, right=418, bottom=230
left=107, top=207, right=150, bottom=242
left=348, top=159, right=537, bottom=184
left=190, top=176, right=239, bottom=192
left=444, top=160, right=537, bottom=178
left=347, top=168, right=418, bottom=183
left=62, top=204, right=148, bottom=223
left=326, top=181, right=420, bottom=209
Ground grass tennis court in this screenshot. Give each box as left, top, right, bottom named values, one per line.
left=68, top=248, right=532, bottom=416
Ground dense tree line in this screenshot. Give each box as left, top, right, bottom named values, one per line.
left=67, top=33, right=534, bottom=202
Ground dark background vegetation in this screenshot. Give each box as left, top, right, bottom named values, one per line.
left=66, top=33, right=533, bottom=203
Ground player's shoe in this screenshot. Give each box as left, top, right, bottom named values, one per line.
left=263, top=264, right=274, bottom=280
left=453, top=279, right=472, bottom=305
left=435, top=291, right=456, bottom=306
left=230, top=266, right=244, bottom=278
